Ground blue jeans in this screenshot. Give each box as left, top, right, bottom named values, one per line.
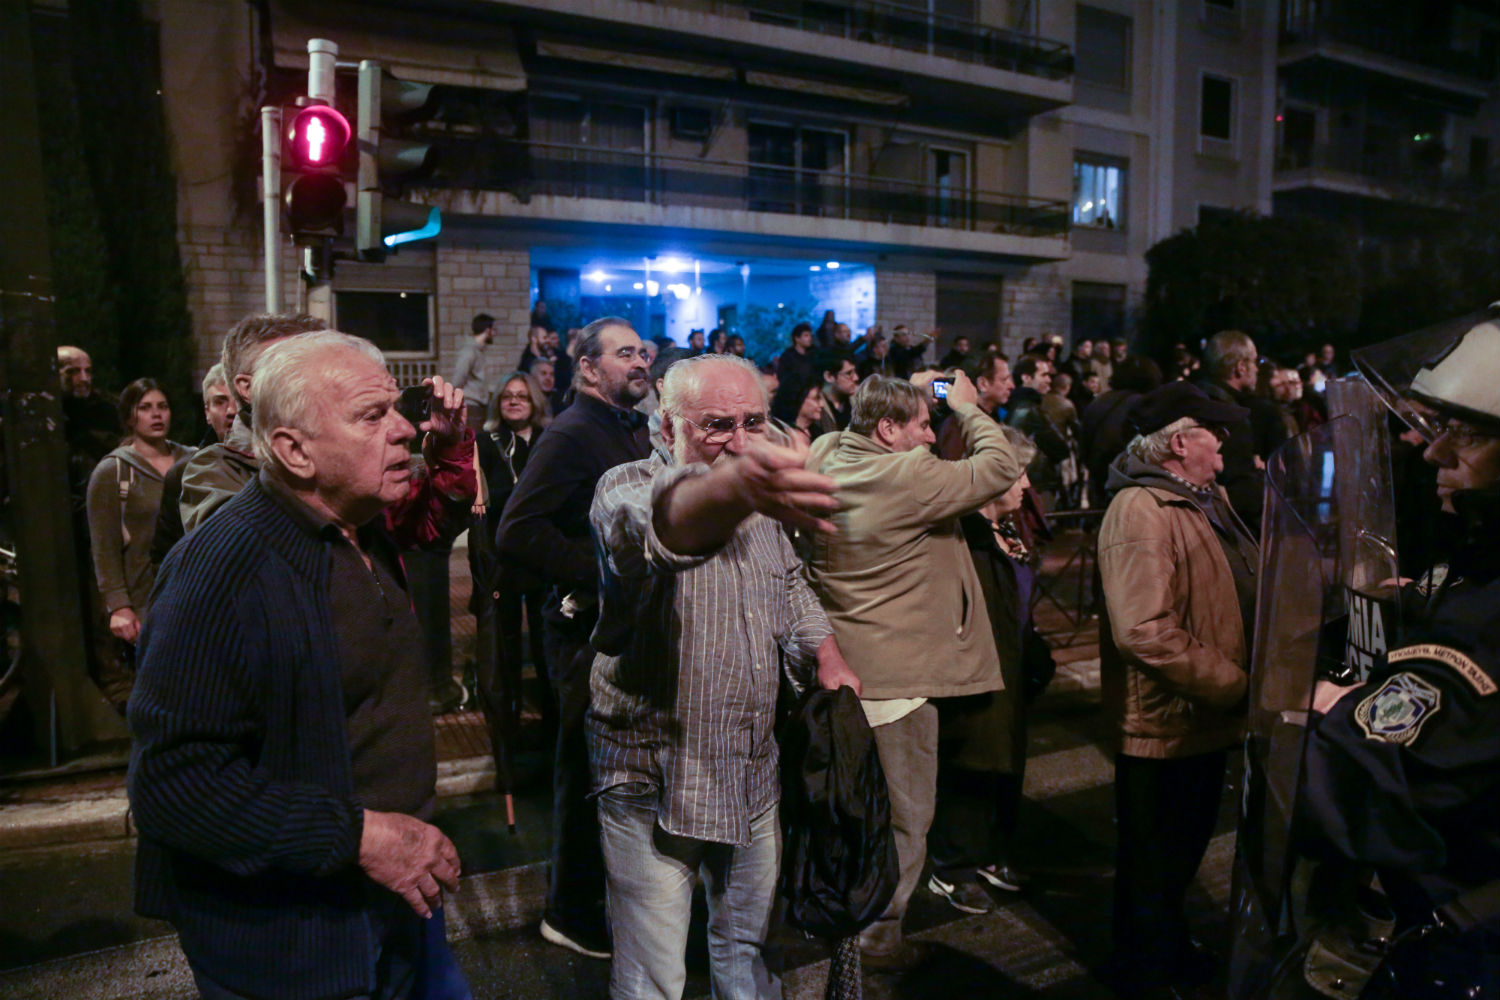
left=598, top=783, right=782, bottom=1000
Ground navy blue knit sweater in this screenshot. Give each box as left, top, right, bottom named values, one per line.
left=128, top=478, right=427, bottom=999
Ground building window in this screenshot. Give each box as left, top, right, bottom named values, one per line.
left=1076, top=5, right=1132, bottom=90
left=1201, top=75, right=1235, bottom=141
left=334, top=291, right=433, bottom=356
left=1073, top=155, right=1127, bottom=229
left=748, top=122, right=847, bottom=216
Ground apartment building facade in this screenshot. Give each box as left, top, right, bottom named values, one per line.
left=154, top=0, right=1276, bottom=375
left=1270, top=0, right=1500, bottom=272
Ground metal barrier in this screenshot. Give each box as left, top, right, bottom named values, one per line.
left=1032, top=509, right=1103, bottom=648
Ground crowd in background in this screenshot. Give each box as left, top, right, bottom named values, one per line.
left=44, top=305, right=1366, bottom=1000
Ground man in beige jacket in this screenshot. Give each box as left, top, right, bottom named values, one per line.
left=804, top=373, right=1027, bottom=971
left=1096, top=381, right=1257, bottom=999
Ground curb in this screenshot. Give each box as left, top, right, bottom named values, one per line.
left=0, top=754, right=500, bottom=852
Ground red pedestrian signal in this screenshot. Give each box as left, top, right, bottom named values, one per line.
left=286, top=105, right=351, bottom=170
left=283, top=103, right=351, bottom=239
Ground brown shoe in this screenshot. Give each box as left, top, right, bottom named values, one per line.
left=860, top=941, right=935, bottom=974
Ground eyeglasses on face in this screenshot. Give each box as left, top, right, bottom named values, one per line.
left=1434, top=419, right=1499, bottom=449
left=679, top=413, right=769, bottom=442
left=498, top=392, right=532, bottom=402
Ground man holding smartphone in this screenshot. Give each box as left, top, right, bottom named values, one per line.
left=803, top=372, right=1028, bottom=971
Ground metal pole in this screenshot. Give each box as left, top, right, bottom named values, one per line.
left=307, top=38, right=339, bottom=104
left=260, top=105, right=283, bottom=312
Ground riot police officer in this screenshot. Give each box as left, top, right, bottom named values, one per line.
left=1301, top=310, right=1500, bottom=995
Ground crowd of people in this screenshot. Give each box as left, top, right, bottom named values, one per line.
left=43, top=299, right=1496, bottom=999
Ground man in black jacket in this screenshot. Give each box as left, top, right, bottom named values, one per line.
left=496, top=316, right=651, bottom=959
left=1193, top=330, right=1282, bottom=532
left=1006, top=355, right=1072, bottom=510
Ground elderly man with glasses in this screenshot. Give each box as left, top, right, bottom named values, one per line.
left=1095, top=381, right=1259, bottom=999
left=588, top=353, right=859, bottom=1000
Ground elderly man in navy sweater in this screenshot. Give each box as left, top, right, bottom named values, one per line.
left=129, top=330, right=471, bottom=1000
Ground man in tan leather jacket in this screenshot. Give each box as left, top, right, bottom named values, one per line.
left=1096, top=382, right=1258, bottom=999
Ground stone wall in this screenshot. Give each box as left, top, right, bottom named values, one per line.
left=177, top=223, right=298, bottom=377
left=875, top=268, right=936, bottom=359
left=176, top=225, right=534, bottom=382
left=433, top=244, right=532, bottom=369
left=1000, top=271, right=1069, bottom=358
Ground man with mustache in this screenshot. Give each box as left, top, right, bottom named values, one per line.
left=496, top=316, right=652, bottom=959
left=589, top=353, right=856, bottom=998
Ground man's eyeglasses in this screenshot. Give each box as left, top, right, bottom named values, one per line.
left=679, top=413, right=769, bottom=443
left=1435, top=419, right=1499, bottom=449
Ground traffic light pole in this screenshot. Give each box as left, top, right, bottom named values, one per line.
left=260, top=105, right=283, bottom=313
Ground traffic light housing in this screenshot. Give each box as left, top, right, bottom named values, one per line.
left=283, top=103, right=352, bottom=240
left=357, top=61, right=442, bottom=258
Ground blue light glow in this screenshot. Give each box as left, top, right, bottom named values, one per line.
left=383, top=208, right=442, bottom=247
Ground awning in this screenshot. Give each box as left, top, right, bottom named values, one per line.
left=271, top=0, right=526, bottom=92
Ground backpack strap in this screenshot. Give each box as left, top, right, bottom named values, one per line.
left=116, top=457, right=134, bottom=547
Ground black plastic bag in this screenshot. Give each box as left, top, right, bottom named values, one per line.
left=779, top=685, right=898, bottom=941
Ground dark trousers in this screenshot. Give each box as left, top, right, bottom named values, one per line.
left=540, top=618, right=607, bottom=932
left=405, top=547, right=454, bottom=698
left=1112, top=750, right=1227, bottom=990
left=929, top=766, right=1025, bottom=881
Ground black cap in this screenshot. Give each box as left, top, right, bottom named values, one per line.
left=1128, top=382, right=1248, bottom=434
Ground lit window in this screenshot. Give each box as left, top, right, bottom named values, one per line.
left=1073, top=156, right=1126, bottom=229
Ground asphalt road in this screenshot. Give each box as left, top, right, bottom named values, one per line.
left=0, top=672, right=1243, bottom=1000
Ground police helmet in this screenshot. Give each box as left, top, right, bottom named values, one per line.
left=1353, top=303, right=1500, bottom=441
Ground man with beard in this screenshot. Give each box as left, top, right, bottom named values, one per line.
left=496, top=316, right=651, bottom=959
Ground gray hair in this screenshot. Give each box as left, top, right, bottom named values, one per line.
left=571, top=316, right=635, bottom=390
left=251, top=330, right=386, bottom=464
left=659, top=353, right=766, bottom=419
left=1126, top=417, right=1197, bottom=465
left=849, top=375, right=925, bottom=436
left=200, top=362, right=229, bottom=402
left=221, top=312, right=328, bottom=395
left=1204, top=330, right=1256, bottom=380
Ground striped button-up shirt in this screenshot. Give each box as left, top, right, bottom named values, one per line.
left=588, top=454, right=833, bottom=846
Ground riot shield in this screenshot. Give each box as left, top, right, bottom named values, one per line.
left=1229, top=382, right=1400, bottom=1000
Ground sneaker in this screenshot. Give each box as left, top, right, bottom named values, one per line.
left=977, top=864, right=1028, bottom=893
left=540, top=917, right=612, bottom=960
left=926, top=873, right=994, bottom=915
left=860, top=940, right=936, bottom=974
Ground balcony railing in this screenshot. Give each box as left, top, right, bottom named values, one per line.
left=1275, top=142, right=1486, bottom=201
left=1280, top=9, right=1493, bottom=83
left=647, top=0, right=1073, bottom=79
left=459, top=141, right=1070, bottom=239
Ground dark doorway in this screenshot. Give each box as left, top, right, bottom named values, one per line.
left=936, top=272, right=1002, bottom=356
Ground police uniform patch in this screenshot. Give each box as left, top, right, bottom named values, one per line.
left=1354, top=672, right=1443, bottom=745
left=1386, top=644, right=1497, bottom=696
